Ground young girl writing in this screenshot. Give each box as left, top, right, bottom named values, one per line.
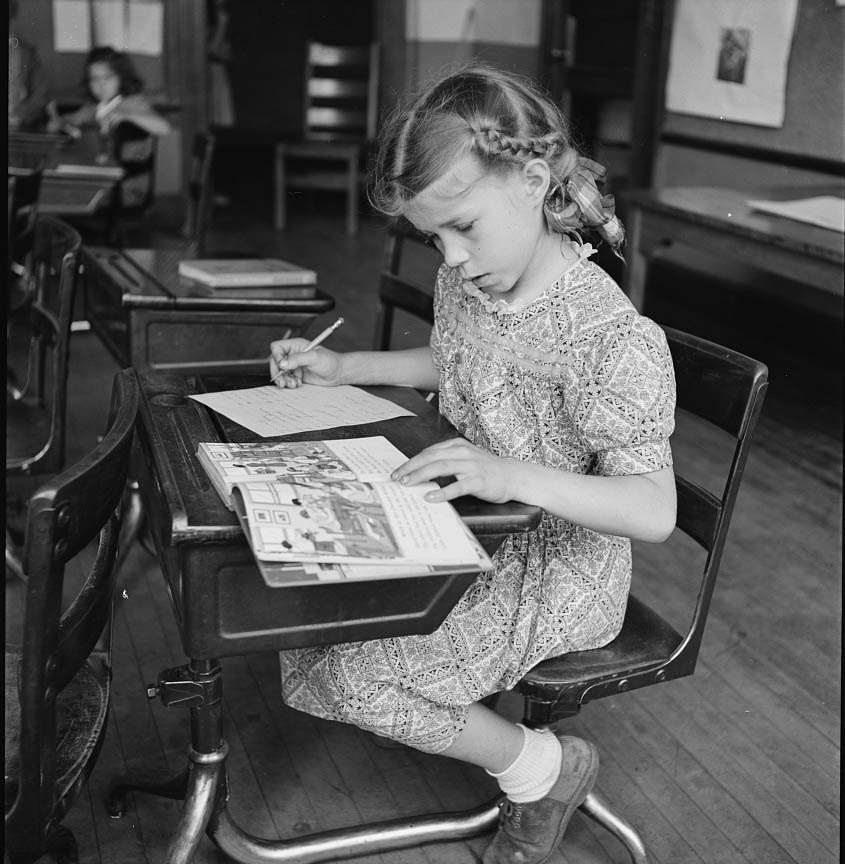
left=268, top=65, right=677, bottom=864
left=47, top=47, right=170, bottom=210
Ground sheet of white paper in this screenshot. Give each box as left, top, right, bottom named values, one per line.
left=126, top=0, right=163, bottom=55
left=52, top=0, right=91, bottom=51
left=92, top=0, right=127, bottom=50
left=190, top=385, right=416, bottom=437
left=746, top=196, right=845, bottom=233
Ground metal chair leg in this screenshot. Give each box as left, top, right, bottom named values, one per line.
left=580, top=789, right=648, bottom=864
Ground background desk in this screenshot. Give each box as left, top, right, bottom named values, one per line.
left=82, top=247, right=334, bottom=374
left=9, top=130, right=123, bottom=216
left=623, top=186, right=844, bottom=314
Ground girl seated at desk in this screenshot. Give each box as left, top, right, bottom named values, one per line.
left=47, top=46, right=170, bottom=209
left=270, top=64, right=677, bottom=864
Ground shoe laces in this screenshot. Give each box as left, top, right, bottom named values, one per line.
left=500, top=799, right=525, bottom=829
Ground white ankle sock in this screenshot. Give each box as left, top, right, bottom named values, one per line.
left=487, top=725, right=563, bottom=803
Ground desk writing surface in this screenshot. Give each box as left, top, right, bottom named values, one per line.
left=626, top=186, right=844, bottom=264
left=90, top=247, right=333, bottom=309
left=135, top=372, right=541, bottom=657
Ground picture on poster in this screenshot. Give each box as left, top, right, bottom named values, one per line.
left=665, top=0, right=799, bottom=127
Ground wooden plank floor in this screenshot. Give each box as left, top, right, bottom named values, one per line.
left=6, top=200, right=841, bottom=863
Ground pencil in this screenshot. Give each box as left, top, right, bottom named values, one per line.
left=270, top=318, right=344, bottom=383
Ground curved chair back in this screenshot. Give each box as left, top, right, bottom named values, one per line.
left=517, top=327, right=769, bottom=723
left=8, top=167, right=42, bottom=271
left=6, top=216, right=82, bottom=477
left=4, top=368, right=140, bottom=860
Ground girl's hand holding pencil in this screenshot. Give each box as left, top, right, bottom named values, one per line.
left=269, top=318, right=345, bottom=388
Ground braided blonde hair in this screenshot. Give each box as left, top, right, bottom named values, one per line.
left=370, top=64, right=623, bottom=251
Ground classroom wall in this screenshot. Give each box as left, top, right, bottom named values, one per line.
left=401, top=0, right=543, bottom=96
left=12, top=0, right=182, bottom=193
left=655, top=0, right=844, bottom=187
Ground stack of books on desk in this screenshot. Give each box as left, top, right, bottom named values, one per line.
left=197, top=436, right=493, bottom=587
left=178, top=258, right=317, bottom=298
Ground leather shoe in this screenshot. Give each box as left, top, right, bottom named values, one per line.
left=482, top=735, right=599, bottom=864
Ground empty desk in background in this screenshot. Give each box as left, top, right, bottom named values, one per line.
left=113, top=371, right=542, bottom=862
left=81, top=247, right=334, bottom=373
left=623, top=186, right=844, bottom=314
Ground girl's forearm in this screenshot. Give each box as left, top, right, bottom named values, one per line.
left=339, top=346, right=439, bottom=389
left=508, top=461, right=676, bottom=543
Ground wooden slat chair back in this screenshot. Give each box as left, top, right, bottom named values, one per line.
left=512, top=326, right=769, bottom=862
left=4, top=368, right=140, bottom=864
left=303, top=43, right=379, bottom=143
left=6, top=216, right=82, bottom=477
left=274, top=42, right=380, bottom=236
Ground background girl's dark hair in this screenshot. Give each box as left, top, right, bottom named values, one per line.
left=82, top=46, right=144, bottom=97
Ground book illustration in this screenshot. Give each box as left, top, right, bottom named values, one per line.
left=178, top=258, right=317, bottom=288
left=197, top=436, right=409, bottom=509
left=200, top=434, right=493, bottom=584
left=234, top=479, right=403, bottom=561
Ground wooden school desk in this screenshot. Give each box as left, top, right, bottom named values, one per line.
left=81, top=247, right=334, bottom=374
left=110, top=371, right=542, bottom=863
left=623, top=186, right=844, bottom=313
left=8, top=129, right=124, bottom=216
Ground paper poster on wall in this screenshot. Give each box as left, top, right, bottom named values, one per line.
left=126, top=0, right=164, bottom=55
left=52, top=0, right=91, bottom=51
left=665, top=0, right=799, bottom=127
left=92, top=0, right=127, bottom=50
left=52, top=0, right=162, bottom=55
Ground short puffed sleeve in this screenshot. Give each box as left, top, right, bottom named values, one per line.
left=569, top=310, right=676, bottom=476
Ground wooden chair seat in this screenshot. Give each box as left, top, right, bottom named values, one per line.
left=516, top=595, right=683, bottom=707
left=4, top=650, right=110, bottom=813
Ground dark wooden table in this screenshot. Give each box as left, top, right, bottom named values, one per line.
left=623, top=185, right=844, bottom=314
left=115, top=370, right=542, bottom=863
left=82, top=247, right=335, bottom=374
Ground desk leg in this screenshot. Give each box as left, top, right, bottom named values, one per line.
left=165, top=746, right=228, bottom=864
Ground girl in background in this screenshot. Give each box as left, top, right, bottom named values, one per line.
left=269, top=64, right=677, bottom=864
left=48, top=46, right=170, bottom=212
left=47, top=46, right=170, bottom=140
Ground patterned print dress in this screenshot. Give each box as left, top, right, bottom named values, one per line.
left=279, top=250, right=676, bottom=754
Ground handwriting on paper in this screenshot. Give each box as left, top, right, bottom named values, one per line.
left=189, top=385, right=415, bottom=437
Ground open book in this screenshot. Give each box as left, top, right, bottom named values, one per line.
left=197, top=436, right=493, bottom=585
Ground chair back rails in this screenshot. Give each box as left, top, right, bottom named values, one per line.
left=516, top=327, right=770, bottom=724
left=6, top=216, right=82, bottom=477
left=4, top=369, right=140, bottom=864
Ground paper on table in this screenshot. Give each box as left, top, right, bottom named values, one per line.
left=746, top=196, right=845, bottom=233
left=190, top=385, right=415, bottom=437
